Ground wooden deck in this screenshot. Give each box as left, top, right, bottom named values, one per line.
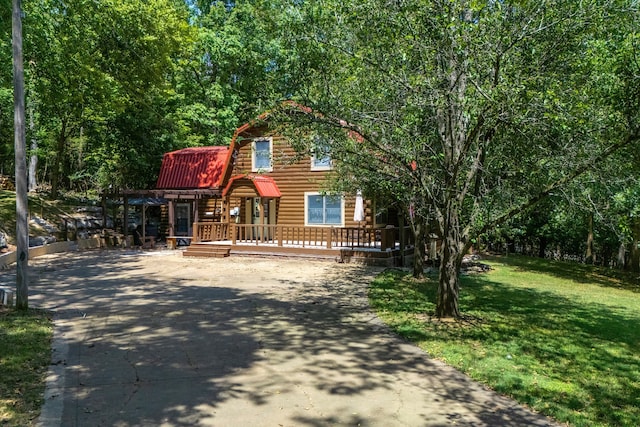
left=183, top=223, right=414, bottom=266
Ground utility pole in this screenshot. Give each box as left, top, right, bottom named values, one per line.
left=13, top=0, right=29, bottom=309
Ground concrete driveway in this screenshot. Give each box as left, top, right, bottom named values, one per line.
left=14, top=250, right=558, bottom=426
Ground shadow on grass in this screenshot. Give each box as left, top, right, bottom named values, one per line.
left=370, top=268, right=640, bottom=426
left=0, top=308, right=52, bottom=426
left=465, top=273, right=640, bottom=426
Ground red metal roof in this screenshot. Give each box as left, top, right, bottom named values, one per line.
left=222, top=174, right=281, bottom=198
left=156, top=146, right=228, bottom=189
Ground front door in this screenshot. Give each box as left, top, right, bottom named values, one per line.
left=175, top=203, right=191, bottom=236
left=251, top=197, right=272, bottom=240
left=252, top=197, right=268, bottom=224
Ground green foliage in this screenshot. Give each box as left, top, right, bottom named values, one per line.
left=370, top=255, right=640, bottom=426
left=0, top=87, right=13, bottom=173
left=13, top=0, right=197, bottom=192
left=170, top=0, right=296, bottom=146
left=0, top=0, right=301, bottom=192
left=1, top=1, right=14, bottom=174
left=0, top=308, right=53, bottom=426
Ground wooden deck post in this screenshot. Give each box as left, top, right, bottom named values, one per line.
left=327, top=227, right=333, bottom=249
left=167, top=200, right=174, bottom=238
left=192, top=222, right=198, bottom=242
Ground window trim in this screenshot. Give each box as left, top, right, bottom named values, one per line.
left=304, top=192, right=344, bottom=227
left=252, top=137, right=273, bottom=172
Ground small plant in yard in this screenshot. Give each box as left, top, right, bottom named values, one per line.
left=0, top=308, right=53, bottom=426
left=369, top=255, right=640, bottom=427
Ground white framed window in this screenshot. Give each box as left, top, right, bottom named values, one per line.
left=304, top=192, right=344, bottom=226
left=252, top=137, right=273, bottom=172
left=311, top=135, right=332, bottom=171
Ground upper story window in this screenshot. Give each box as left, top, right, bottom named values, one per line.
left=252, top=138, right=272, bottom=172
left=311, top=135, right=332, bottom=171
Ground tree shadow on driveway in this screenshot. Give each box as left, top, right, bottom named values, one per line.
left=11, top=250, right=558, bottom=427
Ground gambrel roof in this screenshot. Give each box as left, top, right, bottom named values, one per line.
left=156, top=146, right=228, bottom=189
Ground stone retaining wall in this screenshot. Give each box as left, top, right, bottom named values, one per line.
left=0, top=239, right=109, bottom=306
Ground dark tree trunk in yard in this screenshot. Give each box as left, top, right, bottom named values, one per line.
left=585, top=213, right=595, bottom=265
left=617, top=242, right=626, bottom=270
left=539, top=236, right=548, bottom=258
left=601, top=245, right=612, bottom=268
left=436, top=233, right=462, bottom=318
left=631, top=218, right=640, bottom=273
left=412, top=215, right=426, bottom=278
left=436, top=207, right=464, bottom=319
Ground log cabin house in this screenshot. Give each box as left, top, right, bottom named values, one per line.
left=118, top=113, right=413, bottom=266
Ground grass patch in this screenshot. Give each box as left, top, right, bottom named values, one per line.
left=0, top=190, right=81, bottom=242
left=0, top=308, right=53, bottom=426
left=369, top=255, right=640, bottom=427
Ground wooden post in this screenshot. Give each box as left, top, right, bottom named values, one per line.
left=168, top=200, right=174, bottom=237
left=13, top=0, right=28, bottom=309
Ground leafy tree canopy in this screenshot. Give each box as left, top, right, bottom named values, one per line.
left=274, top=0, right=639, bottom=317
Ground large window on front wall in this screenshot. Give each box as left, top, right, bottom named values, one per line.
left=252, top=138, right=272, bottom=172
left=305, top=192, right=343, bottom=226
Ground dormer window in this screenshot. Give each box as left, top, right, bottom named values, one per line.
left=311, top=135, right=332, bottom=171
left=252, top=138, right=273, bottom=172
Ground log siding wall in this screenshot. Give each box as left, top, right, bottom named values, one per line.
left=228, top=132, right=369, bottom=228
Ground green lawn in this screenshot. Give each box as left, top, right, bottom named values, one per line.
left=369, top=255, right=640, bottom=427
left=0, top=308, right=53, bottom=426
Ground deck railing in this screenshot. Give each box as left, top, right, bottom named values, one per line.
left=192, top=222, right=230, bottom=242
left=193, top=222, right=412, bottom=251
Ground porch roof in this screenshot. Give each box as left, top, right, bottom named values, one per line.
left=156, top=146, right=228, bottom=189
left=222, top=174, right=281, bottom=198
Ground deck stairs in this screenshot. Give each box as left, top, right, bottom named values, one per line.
left=183, top=243, right=231, bottom=258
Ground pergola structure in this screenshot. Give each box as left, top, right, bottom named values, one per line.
left=102, top=188, right=222, bottom=245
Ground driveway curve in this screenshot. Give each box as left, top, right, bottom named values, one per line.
left=18, top=250, right=558, bottom=426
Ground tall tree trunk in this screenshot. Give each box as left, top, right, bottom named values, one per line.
left=13, top=0, right=28, bottom=309
left=617, top=242, right=626, bottom=270
left=631, top=218, right=640, bottom=273
left=436, top=206, right=464, bottom=318
left=601, top=244, right=612, bottom=268
left=538, top=236, right=548, bottom=258
left=585, top=213, right=595, bottom=264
